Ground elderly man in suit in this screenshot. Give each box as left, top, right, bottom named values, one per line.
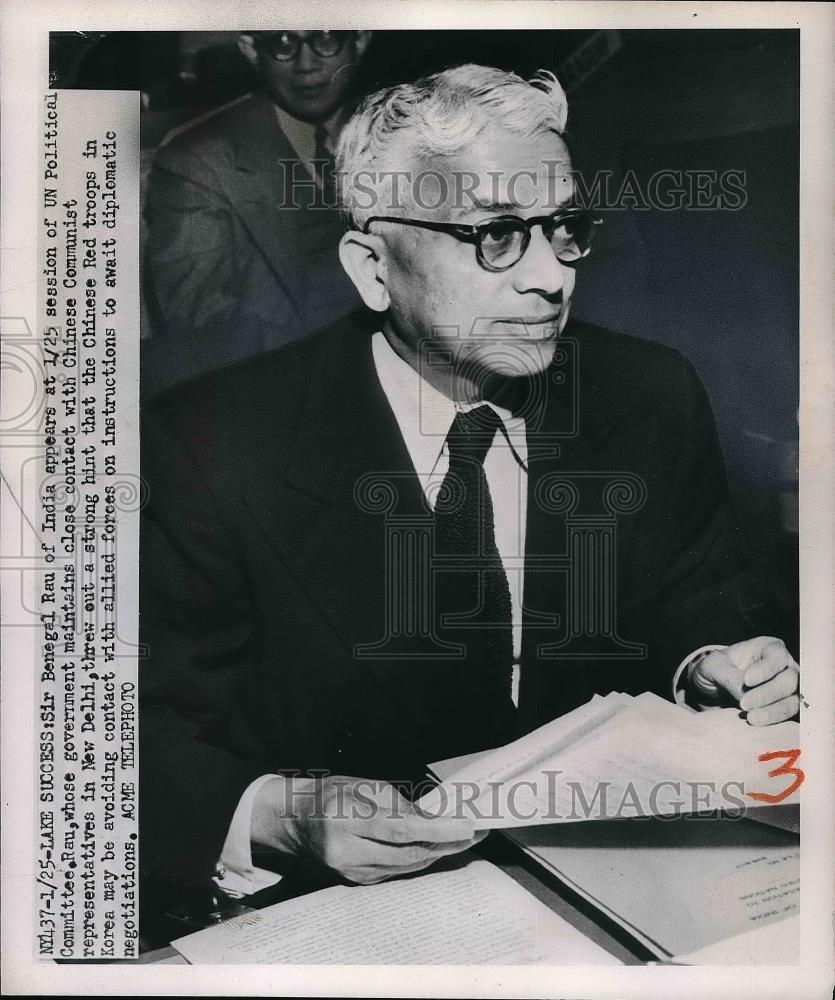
left=141, top=30, right=371, bottom=396
left=139, top=64, right=800, bottom=916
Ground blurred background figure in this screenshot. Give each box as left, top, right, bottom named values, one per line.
left=140, top=30, right=371, bottom=396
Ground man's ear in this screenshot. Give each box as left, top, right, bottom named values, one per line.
left=352, top=31, right=372, bottom=61
left=237, top=34, right=258, bottom=69
left=339, top=229, right=390, bottom=313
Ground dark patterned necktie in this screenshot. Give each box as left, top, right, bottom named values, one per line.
left=434, top=406, right=513, bottom=694
left=313, top=125, right=336, bottom=206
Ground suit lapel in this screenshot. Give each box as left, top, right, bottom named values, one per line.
left=243, top=326, right=460, bottom=750
left=225, top=95, right=311, bottom=315
left=519, top=327, right=651, bottom=728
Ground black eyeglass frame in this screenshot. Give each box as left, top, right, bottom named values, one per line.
left=361, top=210, right=603, bottom=272
left=255, top=30, right=353, bottom=61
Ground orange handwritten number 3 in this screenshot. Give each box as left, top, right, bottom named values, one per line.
left=746, top=748, right=804, bottom=803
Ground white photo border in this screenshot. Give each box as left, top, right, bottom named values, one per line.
left=2, top=2, right=832, bottom=997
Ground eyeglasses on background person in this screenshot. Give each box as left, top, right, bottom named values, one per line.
left=255, top=30, right=354, bottom=62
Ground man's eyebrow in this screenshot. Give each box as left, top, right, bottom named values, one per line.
left=451, top=192, right=577, bottom=220
left=452, top=197, right=519, bottom=218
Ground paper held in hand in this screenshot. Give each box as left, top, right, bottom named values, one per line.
left=420, top=691, right=801, bottom=828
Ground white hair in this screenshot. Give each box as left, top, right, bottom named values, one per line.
left=336, top=63, right=569, bottom=227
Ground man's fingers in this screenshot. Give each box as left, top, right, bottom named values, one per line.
left=345, top=830, right=489, bottom=883
left=695, top=651, right=746, bottom=701
left=704, top=637, right=801, bottom=725
left=740, top=665, right=800, bottom=712
left=725, top=635, right=783, bottom=670
left=344, top=854, right=447, bottom=885
left=742, top=639, right=795, bottom=687
left=371, top=808, right=478, bottom=846
left=408, top=836, right=482, bottom=858
left=747, top=695, right=800, bottom=727
left=362, top=784, right=479, bottom=845
left=334, top=835, right=475, bottom=878
left=361, top=836, right=480, bottom=878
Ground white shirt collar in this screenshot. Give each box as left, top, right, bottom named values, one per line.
left=273, top=103, right=346, bottom=163
left=371, top=331, right=527, bottom=479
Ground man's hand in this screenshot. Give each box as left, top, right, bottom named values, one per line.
left=687, top=636, right=800, bottom=725
left=251, top=775, right=483, bottom=885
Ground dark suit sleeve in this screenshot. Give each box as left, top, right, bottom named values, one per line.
left=142, top=141, right=301, bottom=396
left=139, top=403, right=264, bottom=893
left=650, top=355, right=785, bottom=680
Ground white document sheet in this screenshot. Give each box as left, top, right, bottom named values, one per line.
left=171, top=858, right=621, bottom=965
left=672, top=913, right=800, bottom=965
left=508, top=817, right=799, bottom=958
left=421, top=692, right=801, bottom=828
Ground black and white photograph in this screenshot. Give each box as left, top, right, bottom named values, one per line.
left=1, top=3, right=832, bottom=996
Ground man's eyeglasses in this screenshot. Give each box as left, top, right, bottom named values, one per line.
left=361, top=210, right=602, bottom=272
left=255, top=31, right=352, bottom=62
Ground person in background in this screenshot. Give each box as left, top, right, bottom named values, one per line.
left=142, top=30, right=372, bottom=397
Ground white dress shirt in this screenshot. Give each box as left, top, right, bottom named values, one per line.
left=215, top=331, right=717, bottom=894
left=273, top=104, right=344, bottom=184
left=371, top=331, right=529, bottom=687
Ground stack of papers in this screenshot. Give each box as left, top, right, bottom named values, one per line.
left=423, top=692, right=800, bottom=961
left=420, top=691, right=801, bottom=827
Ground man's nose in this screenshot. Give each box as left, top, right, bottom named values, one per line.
left=511, top=226, right=566, bottom=297
left=294, top=40, right=319, bottom=73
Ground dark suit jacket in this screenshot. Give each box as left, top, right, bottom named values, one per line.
left=139, top=313, right=780, bottom=901
left=142, top=92, right=361, bottom=397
